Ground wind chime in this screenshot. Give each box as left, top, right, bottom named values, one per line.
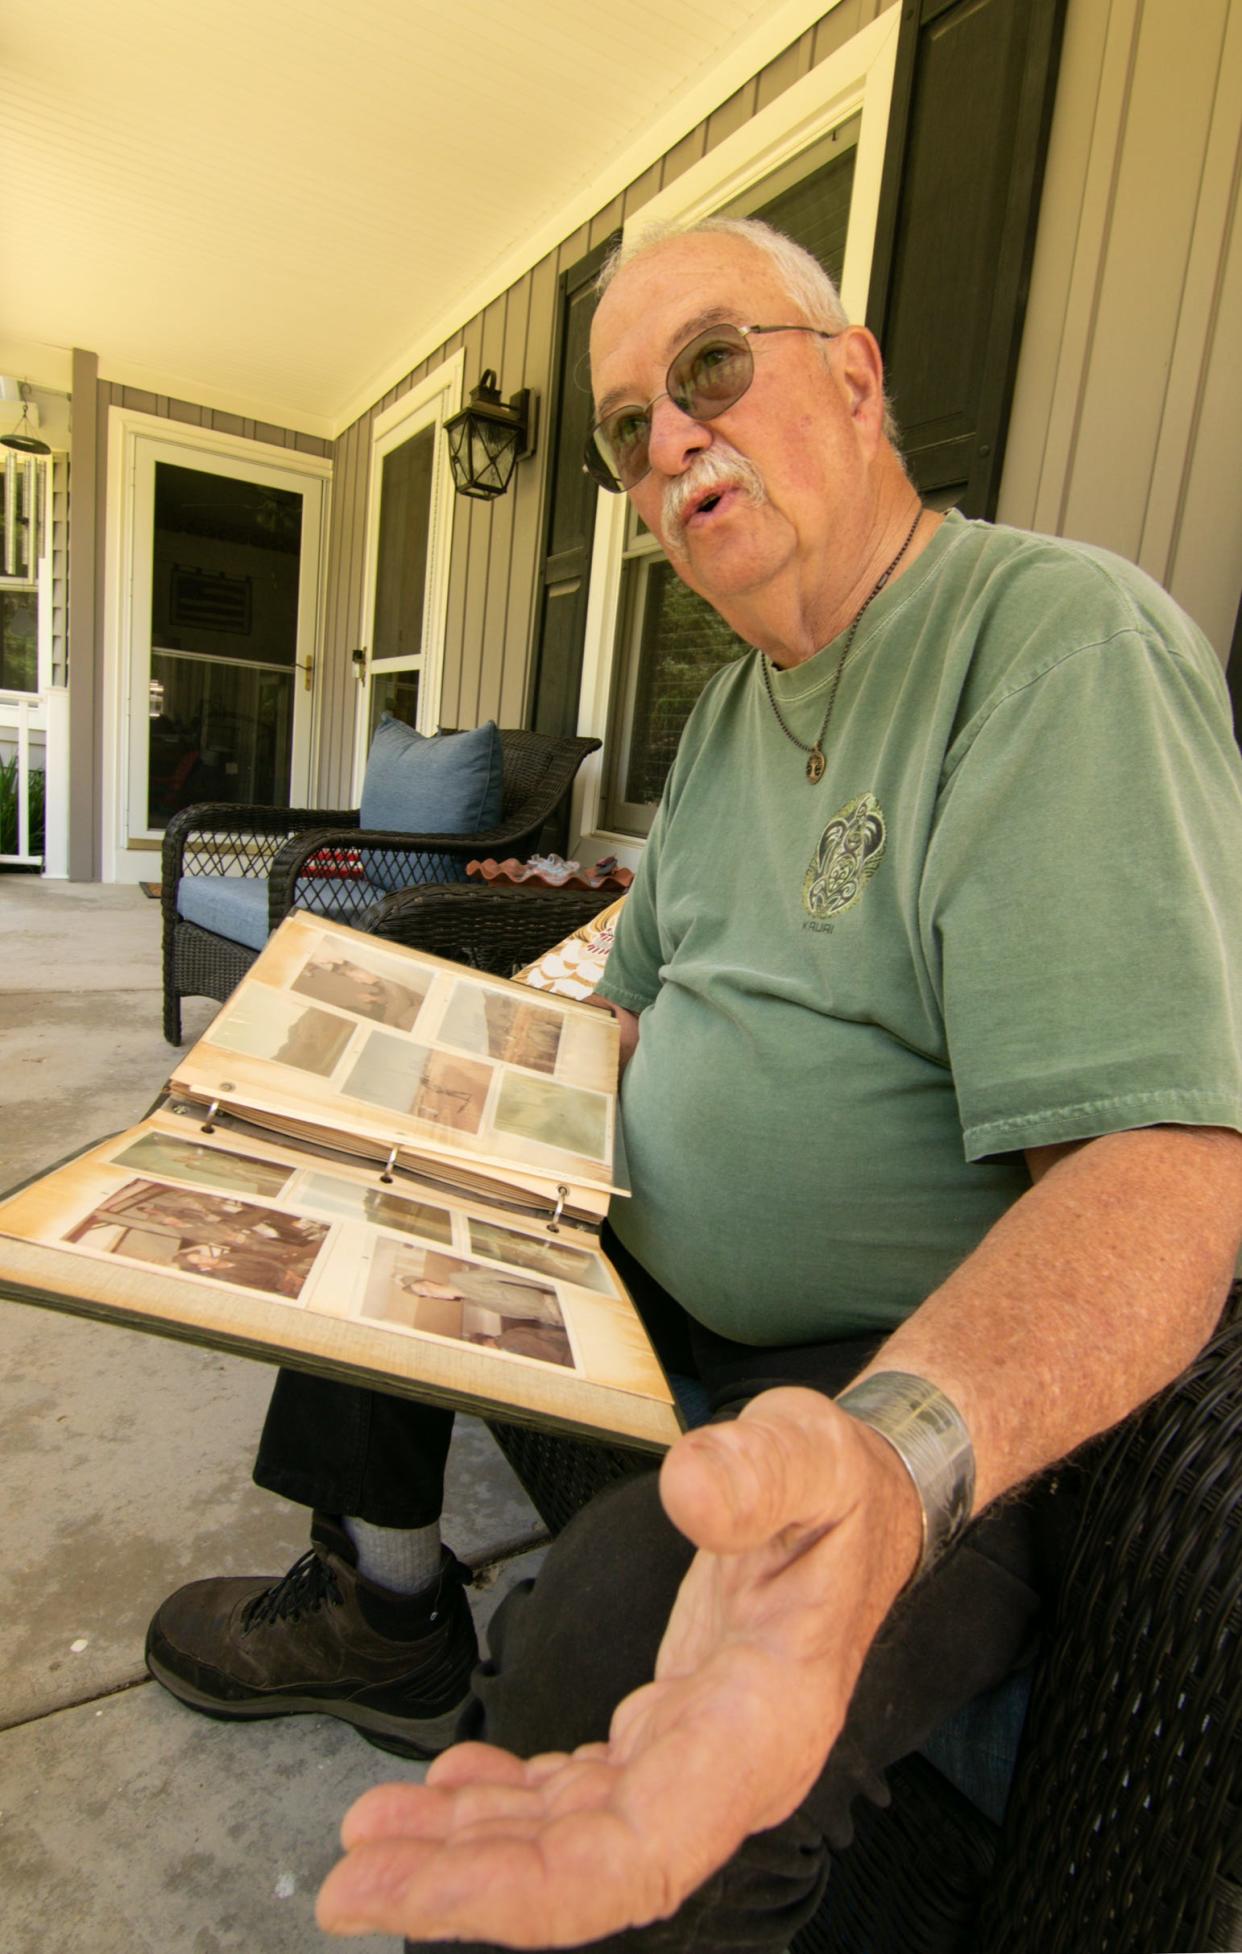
left=2, top=392, right=50, bottom=580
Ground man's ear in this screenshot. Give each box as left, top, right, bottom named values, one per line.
left=834, top=327, right=888, bottom=441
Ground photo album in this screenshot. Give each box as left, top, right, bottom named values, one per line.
left=0, top=912, right=682, bottom=1451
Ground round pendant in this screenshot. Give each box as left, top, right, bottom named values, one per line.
left=806, top=748, right=826, bottom=784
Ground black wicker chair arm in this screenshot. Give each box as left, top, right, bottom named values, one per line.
left=266, top=814, right=597, bottom=924
left=974, top=1281, right=1242, bottom=1954
left=161, top=802, right=361, bottom=903
left=366, top=881, right=622, bottom=977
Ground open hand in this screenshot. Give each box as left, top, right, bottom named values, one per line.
left=316, top=1386, right=921, bottom=1946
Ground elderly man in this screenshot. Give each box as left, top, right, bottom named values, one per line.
left=152, top=217, right=1242, bottom=1952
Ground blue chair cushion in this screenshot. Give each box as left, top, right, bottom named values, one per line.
left=177, top=874, right=384, bottom=952
left=358, top=715, right=504, bottom=891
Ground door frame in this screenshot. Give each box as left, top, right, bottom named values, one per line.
left=352, top=349, right=464, bottom=793
left=103, top=408, right=331, bottom=882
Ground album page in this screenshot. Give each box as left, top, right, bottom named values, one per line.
left=169, top=914, right=625, bottom=1224
left=0, top=1109, right=680, bottom=1452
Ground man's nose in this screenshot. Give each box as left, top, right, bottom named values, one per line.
left=645, top=394, right=712, bottom=476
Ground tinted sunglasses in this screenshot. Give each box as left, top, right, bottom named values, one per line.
left=584, top=321, right=840, bottom=493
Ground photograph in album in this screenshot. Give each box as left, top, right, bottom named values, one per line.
left=62, top=1177, right=328, bottom=1301
left=291, top=945, right=432, bottom=1030
left=358, top=1239, right=575, bottom=1372
left=109, top=1130, right=295, bottom=1200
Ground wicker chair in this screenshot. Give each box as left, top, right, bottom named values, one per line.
left=160, top=728, right=599, bottom=1043
left=366, top=878, right=624, bottom=976
left=485, top=1286, right=1242, bottom=1954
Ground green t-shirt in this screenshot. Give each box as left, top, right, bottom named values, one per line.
left=597, top=512, right=1242, bottom=1343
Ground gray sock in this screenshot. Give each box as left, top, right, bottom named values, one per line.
left=343, top=1516, right=443, bottom=1596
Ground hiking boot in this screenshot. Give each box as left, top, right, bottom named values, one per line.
left=145, top=1514, right=478, bottom=1759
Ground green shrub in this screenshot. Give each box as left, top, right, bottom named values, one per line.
left=0, top=755, right=45, bottom=860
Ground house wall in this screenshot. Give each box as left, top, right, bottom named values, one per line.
left=314, top=0, right=892, bottom=804
left=315, top=0, right=1242, bottom=810
left=997, top=0, right=1242, bottom=663
left=51, top=455, right=69, bottom=691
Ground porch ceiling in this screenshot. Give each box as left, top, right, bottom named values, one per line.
left=0, top=0, right=824, bottom=439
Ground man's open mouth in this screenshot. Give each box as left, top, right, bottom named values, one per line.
left=688, top=486, right=730, bottom=521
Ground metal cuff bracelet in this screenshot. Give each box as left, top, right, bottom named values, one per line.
left=836, top=1371, right=977, bottom=1579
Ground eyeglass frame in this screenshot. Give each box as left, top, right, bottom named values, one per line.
left=583, top=321, right=841, bottom=494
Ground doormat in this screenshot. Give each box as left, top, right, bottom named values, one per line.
left=139, top=881, right=161, bottom=900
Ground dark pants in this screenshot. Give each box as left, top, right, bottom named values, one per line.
left=254, top=1229, right=1071, bottom=1952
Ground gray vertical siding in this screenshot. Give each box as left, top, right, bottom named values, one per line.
left=997, top=0, right=1242, bottom=661
left=94, top=383, right=331, bottom=458
left=51, top=455, right=69, bottom=690
left=313, top=2, right=890, bottom=803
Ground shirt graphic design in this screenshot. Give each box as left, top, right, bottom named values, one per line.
left=802, top=793, right=886, bottom=920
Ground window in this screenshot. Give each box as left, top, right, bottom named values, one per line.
left=600, top=124, right=860, bottom=837
left=0, top=454, right=48, bottom=695
left=355, top=352, right=462, bottom=780
left=571, top=11, right=899, bottom=856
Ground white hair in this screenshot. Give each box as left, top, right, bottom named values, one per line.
left=598, top=214, right=848, bottom=333
left=595, top=214, right=901, bottom=448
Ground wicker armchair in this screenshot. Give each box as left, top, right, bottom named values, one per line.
left=486, top=1284, right=1242, bottom=1954
left=160, top=728, right=599, bottom=1043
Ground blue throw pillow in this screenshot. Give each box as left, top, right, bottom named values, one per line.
left=358, top=716, right=504, bottom=891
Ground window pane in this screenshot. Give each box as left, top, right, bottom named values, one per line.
left=0, top=588, right=37, bottom=692
left=148, top=650, right=294, bottom=822
left=620, top=561, right=745, bottom=812
left=369, top=669, right=420, bottom=744
left=605, top=134, right=859, bottom=834
left=751, top=143, right=855, bottom=287
left=152, top=464, right=302, bottom=667
left=373, top=426, right=434, bottom=662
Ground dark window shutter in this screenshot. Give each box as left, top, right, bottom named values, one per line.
left=528, top=234, right=620, bottom=739
left=867, top=0, right=1067, bottom=517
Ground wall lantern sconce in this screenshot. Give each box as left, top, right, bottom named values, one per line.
left=444, top=371, right=537, bottom=500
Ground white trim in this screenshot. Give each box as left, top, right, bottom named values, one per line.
left=96, top=358, right=336, bottom=444
left=570, top=7, right=900, bottom=859
left=352, top=350, right=465, bottom=793
left=102, top=408, right=332, bottom=883
left=41, top=685, right=70, bottom=877
left=331, top=0, right=864, bottom=436
left=0, top=339, right=74, bottom=394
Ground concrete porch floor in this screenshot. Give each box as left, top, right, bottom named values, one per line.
left=0, top=876, right=550, bottom=1954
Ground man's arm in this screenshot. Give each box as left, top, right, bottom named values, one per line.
left=316, top=1123, right=1242, bottom=1947
left=586, top=994, right=640, bottom=1072
left=857, top=1125, right=1241, bottom=1509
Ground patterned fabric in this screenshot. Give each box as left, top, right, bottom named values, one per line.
left=512, top=896, right=628, bottom=1000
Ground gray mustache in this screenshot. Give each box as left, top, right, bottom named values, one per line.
left=663, top=450, right=767, bottom=555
